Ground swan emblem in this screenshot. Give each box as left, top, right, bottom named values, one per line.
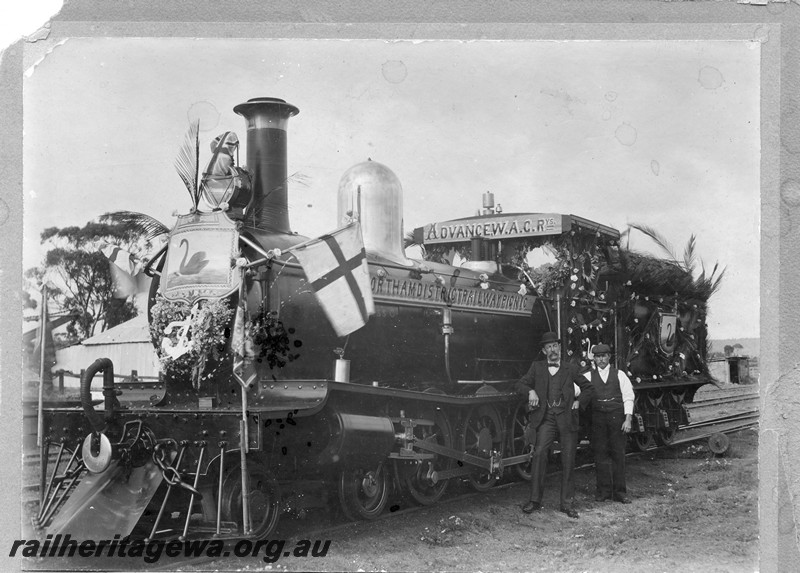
left=176, top=238, right=210, bottom=276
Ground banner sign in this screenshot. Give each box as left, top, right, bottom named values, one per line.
left=419, top=214, right=564, bottom=244
left=370, top=276, right=534, bottom=315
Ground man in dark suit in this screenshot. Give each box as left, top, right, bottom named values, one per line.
left=516, top=331, right=594, bottom=518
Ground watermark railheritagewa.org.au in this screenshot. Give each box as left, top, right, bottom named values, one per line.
left=9, top=535, right=331, bottom=564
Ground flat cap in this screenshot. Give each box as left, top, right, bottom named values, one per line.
left=591, top=343, right=612, bottom=355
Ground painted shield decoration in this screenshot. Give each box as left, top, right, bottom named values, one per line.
left=657, top=312, right=678, bottom=357
left=161, top=211, right=240, bottom=304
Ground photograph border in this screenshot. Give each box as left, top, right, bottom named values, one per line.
left=1, top=2, right=795, bottom=571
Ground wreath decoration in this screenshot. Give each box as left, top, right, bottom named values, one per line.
left=150, top=296, right=234, bottom=387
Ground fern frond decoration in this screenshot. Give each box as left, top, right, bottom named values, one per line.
left=174, top=119, right=201, bottom=209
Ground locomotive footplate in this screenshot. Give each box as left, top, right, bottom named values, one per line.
left=328, top=380, right=520, bottom=406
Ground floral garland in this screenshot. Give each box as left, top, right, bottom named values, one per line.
left=423, top=243, right=471, bottom=265
left=499, top=231, right=613, bottom=367
left=149, top=296, right=234, bottom=385
left=249, top=306, right=301, bottom=369
left=414, top=223, right=715, bottom=381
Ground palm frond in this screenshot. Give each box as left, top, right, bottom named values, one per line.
left=682, top=234, right=697, bottom=273
left=287, top=171, right=312, bottom=188
left=250, top=171, right=312, bottom=224
left=616, top=249, right=692, bottom=294
left=174, top=119, right=201, bottom=209
left=99, top=211, right=170, bottom=241
left=403, top=230, right=418, bottom=249
left=628, top=222, right=677, bottom=261
left=619, top=225, right=631, bottom=251
left=698, top=260, right=725, bottom=299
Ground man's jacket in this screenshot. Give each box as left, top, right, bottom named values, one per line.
left=514, top=360, right=595, bottom=431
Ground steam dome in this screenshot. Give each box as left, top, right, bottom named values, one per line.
left=337, top=160, right=411, bottom=265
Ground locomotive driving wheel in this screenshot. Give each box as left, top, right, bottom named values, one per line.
left=397, top=409, right=454, bottom=506
left=219, top=455, right=281, bottom=539
left=338, top=460, right=389, bottom=521
left=459, top=405, right=504, bottom=492
left=508, top=402, right=533, bottom=481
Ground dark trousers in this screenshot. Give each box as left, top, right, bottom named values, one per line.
left=591, top=408, right=627, bottom=497
left=529, top=408, right=578, bottom=508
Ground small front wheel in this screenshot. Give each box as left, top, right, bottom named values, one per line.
left=220, top=456, right=281, bottom=539
left=338, top=461, right=390, bottom=520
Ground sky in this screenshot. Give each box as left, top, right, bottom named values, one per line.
left=21, top=37, right=760, bottom=339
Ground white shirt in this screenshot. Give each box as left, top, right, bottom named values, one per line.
left=580, top=365, right=635, bottom=416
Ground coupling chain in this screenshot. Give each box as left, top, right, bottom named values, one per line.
left=152, top=442, right=202, bottom=498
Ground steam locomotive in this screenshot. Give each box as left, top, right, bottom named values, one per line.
left=33, top=97, right=716, bottom=542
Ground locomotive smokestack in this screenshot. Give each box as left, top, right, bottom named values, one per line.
left=233, top=97, right=299, bottom=234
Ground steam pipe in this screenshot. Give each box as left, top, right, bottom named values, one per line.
left=442, top=308, right=453, bottom=384
left=233, top=97, right=299, bottom=234
left=80, top=358, right=117, bottom=433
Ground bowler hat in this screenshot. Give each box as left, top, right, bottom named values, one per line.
left=592, top=343, right=611, bottom=355
left=540, top=331, right=560, bottom=345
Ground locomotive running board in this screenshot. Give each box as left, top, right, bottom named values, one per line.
left=44, top=460, right=163, bottom=539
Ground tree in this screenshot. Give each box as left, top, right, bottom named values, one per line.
left=30, top=221, right=153, bottom=341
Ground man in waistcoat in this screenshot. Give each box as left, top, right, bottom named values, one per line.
left=584, top=343, right=635, bottom=503
left=516, top=332, right=594, bottom=518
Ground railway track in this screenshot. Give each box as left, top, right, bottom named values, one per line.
left=690, top=392, right=757, bottom=409
left=684, top=386, right=758, bottom=427
left=691, top=393, right=757, bottom=409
